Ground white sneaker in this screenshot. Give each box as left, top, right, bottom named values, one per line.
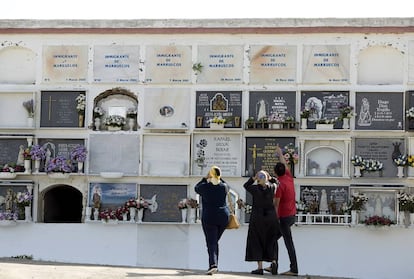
left=206, top=267, right=218, bottom=275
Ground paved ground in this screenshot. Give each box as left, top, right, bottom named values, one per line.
left=0, top=258, right=355, bottom=279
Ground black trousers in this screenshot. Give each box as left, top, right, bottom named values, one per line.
left=276, top=215, right=298, bottom=273
left=202, top=222, right=227, bottom=268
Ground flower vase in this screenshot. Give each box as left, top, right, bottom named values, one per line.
left=24, top=159, right=31, bottom=174
left=137, top=208, right=144, bottom=223
left=189, top=208, right=196, bottom=223
left=129, top=207, right=136, bottom=223
left=85, top=207, right=92, bottom=221
left=27, top=117, right=34, bottom=127
left=354, top=166, right=362, bottom=178
left=342, top=117, right=350, bottom=129
left=34, top=159, right=40, bottom=174
left=122, top=212, right=128, bottom=221
left=397, top=166, right=404, bottom=178
left=399, top=211, right=406, bottom=226
left=77, top=162, right=84, bottom=173
left=108, top=126, right=122, bottom=131
left=410, top=213, right=414, bottom=227
left=78, top=114, right=84, bottom=128
left=128, top=118, right=135, bottom=131
left=93, top=208, right=99, bottom=221
left=351, top=210, right=359, bottom=225
left=300, top=118, right=308, bottom=129
left=94, top=117, right=101, bottom=131
left=24, top=206, right=32, bottom=222
left=181, top=208, right=187, bottom=223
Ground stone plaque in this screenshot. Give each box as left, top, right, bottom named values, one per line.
left=93, top=45, right=140, bottom=83
left=192, top=133, right=242, bottom=177
left=299, top=186, right=349, bottom=214
left=145, top=45, right=192, bottom=84
left=245, top=137, right=296, bottom=176
left=0, top=138, right=28, bottom=166
left=88, top=182, right=137, bottom=211
left=355, top=92, right=403, bottom=130
left=0, top=46, right=36, bottom=84
left=140, top=184, right=187, bottom=222
left=89, top=134, right=140, bottom=175
left=354, top=137, right=405, bottom=177
left=40, top=91, right=85, bottom=128
left=0, top=92, right=35, bottom=128
left=302, top=45, right=350, bottom=84
left=249, top=45, right=296, bottom=84
left=142, top=134, right=190, bottom=176
left=249, top=91, right=296, bottom=121
left=301, top=91, right=349, bottom=128
left=196, top=45, right=244, bottom=84
left=195, top=91, right=242, bottom=128
left=43, top=45, right=88, bottom=83
left=143, top=88, right=191, bottom=128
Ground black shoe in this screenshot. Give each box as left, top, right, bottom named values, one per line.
left=271, top=262, right=278, bottom=275
left=206, top=266, right=218, bottom=275
left=251, top=269, right=264, bottom=275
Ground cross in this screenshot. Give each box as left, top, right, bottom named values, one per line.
left=248, top=144, right=262, bottom=173
left=43, top=94, right=57, bottom=121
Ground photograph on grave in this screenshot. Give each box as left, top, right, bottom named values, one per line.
left=0, top=92, right=35, bottom=128
left=142, top=134, right=190, bottom=176
left=37, top=138, right=85, bottom=173
left=249, top=45, right=297, bottom=84
left=405, top=91, right=414, bottom=130
left=143, top=88, right=190, bottom=129
left=0, top=46, right=36, bottom=84
left=40, top=91, right=86, bottom=128
left=145, top=45, right=192, bottom=84
left=89, top=134, right=140, bottom=176
left=300, top=91, right=349, bottom=129
left=88, top=182, right=137, bottom=220
left=140, top=184, right=187, bottom=222
left=349, top=187, right=398, bottom=224
left=302, top=45, right=350, bottom=84
left=196, top=45, right=244, bottom=84
left=248, top=91, right=296, bottom=128
left=195, top=91, right=242, bottom=128
left=0, top=183, right=33, bottom=220
left=355, top=92, right=403, bottom=130
left=299, top=185, right=349, bottom=214
left=304, top=140, right=346, bottom=177
left=245, top=137, right=297, bottom=177
left=192, top=133, right=242, bottom=177
left=42, top=45, right=88, bottom=83
left=354, top=137, right=405, bottom=178
left=0, top=137, right=31, bottom=172
left=93, top=45, right=140, bottom=83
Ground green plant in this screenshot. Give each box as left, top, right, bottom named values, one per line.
left=348, top=192, right=368, bottom=211
left=192, top=62, right=203, bottom=74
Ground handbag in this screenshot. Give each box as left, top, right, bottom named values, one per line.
left=226, top=192, right=240, bottom=229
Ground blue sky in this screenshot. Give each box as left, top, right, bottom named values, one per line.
left=2, top=0, right=411, bottom=20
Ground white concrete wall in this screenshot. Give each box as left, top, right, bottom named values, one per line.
left=0, top=222, right=413, bottom=279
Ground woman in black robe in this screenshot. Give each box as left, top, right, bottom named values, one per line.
left=244, top=170, right=279, bottom=275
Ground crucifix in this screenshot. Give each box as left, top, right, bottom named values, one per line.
left=248, top=144, right=262, bottom=175
left=43, top=94, right=57, bottom=121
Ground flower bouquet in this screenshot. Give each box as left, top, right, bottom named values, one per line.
left=137, top=197, right=149, bottom=209
left=15, top=191, right=33, bottom=208
left=394, top=154, right=407, bottom=166
left=125, top=198, right=138, bottom=208
left=282, top=143, right=299, bottom=165
left=406, top=107, right=414, bottom=119
left=99, top=209, right=117, bottom=222
left=236, top=198, right=252, bottom=214
left=364, top=215, right=394, bottom=226
left=126, top=107, right=137, bottom=118
left=23, top=99, right=35, bottom=118
left=349, top=192, right=368, bottom=211
left=178, top=198, right=188, bottom=210
left=351, top=155, right=365, bottom=167
left=363, top=159, right=383, bottom=172
left=70, top=145, right=87, bottom=163
left=30, top=144, right=46, bottom=161
left=104, top=115, right=126, bottom=128
left=93, top=106, right=105, bottom=118
left=75, top=93, right=86, bottom=114
left=0, top=211, right=18, bottom=221
left=338, top=103, right=354, bottom=119
left=186, top=198, right=198, bottom=208
left=407, top=155, right=414, bottom=167
left=45, top=155, right=73, bottom=173
left=1, top=164, right=15, bottom=173
left=398, top=192, right=414, bottom=213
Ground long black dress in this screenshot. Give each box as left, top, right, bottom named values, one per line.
left=244, top=177, right=279, bottom=262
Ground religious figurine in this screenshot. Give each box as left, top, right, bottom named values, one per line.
left=357, top=97, right=372, bottom=126
left=5, top=188, right=13, bottom=211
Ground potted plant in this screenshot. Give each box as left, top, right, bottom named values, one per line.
left=308, top=160, right=319, bottom=176
left=104, top=115, right=126, bottom=131
left=349, top=191, right=368, bottom=225
left=245, top=116, right=255, bottom=129
left=70, top=144, right=87, bottom=173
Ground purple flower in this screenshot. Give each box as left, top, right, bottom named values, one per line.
left=16, top=191, right=33, bottom=207
left=29, top=144, right=46, bottom=160
left=70, top=145, right=87, bottom=162
left=45, top=155, right=73, bottom=173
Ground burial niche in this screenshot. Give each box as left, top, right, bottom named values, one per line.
left=43, top=185, right=82, bottom=223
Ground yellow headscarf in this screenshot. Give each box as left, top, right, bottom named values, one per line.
left=209, top=165, right=221, bottom=185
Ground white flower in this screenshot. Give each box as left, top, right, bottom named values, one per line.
left=76, top=94, right=86, bottom=112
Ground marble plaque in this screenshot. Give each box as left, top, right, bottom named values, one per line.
left=0, top=46, right=36, bottom=84
left=249, top=45, right=296, bottom=84
left=0, top=92, right=35, bottom=128
left=302, top=45, right=350, bottom=84
left=142, top=134, right=190, bottom=176
left=300, top=186, right=349, bottom=214
left=143, top=88, right=190, bottom=128
left=192, top=133, right=242, bottom=177
left=93, top=45, right=140, bottom=83
left=43, top=45, right=88, bottom=83
left=355, top=92, right=403, bottom=130
left=359, top=45, right=403, bottom=85
left=249, top=91, right=296, bottom=121
left=145, top=45, right=192, bottom=84
left=354, top=138, right=405, bottom=177
left=196, top=45, right=244, bottom=84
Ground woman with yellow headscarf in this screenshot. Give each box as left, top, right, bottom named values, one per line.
left=195, top=165, right=230, bottom=275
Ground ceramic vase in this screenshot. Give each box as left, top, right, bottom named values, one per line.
left=354, top=166, right=362, bottom=177
left=27, top=117, right=34, bottom=127
left=410, top=213, right=414, bottom=227
left=181, top=208, right=187, bottom=223
left=128, top=118, right=135, bottom=131
left=77, top=162, right=84, bottom=173
left=189, top=208, right=196, bottom=223
left=399, top=211, right=405, bottom=226
left=137, top=208, right=144, bottom=223
left=24, top=160, right=31, bottom=174
left=85, top=207, right=92, bottom=221
left=300, top=118, right=307, bottom=129
left=342, top=118, right=350, bottom=129
left=122, top=212, right=128, bottom=221
left=129, top=207, right=136, bottom=223
left=351, top=210, right=359, bottom=225
left=34, top=159, right=40, bottom=174
left=397, top=166, right=404, bottom=178
left=24, top=206, right=32, bottom=222
left=94, top=117, right=101, bottom=131
left=93, top=208, right=99, bottom=221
